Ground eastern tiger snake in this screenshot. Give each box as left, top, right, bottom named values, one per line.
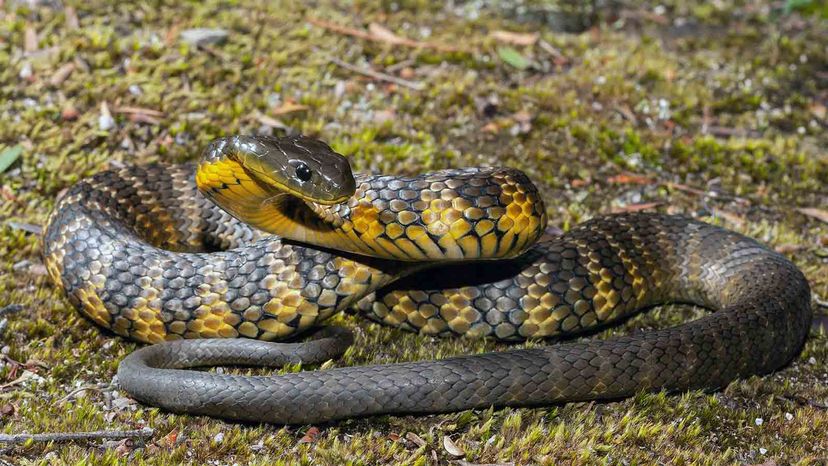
left=43, top=135, right=812, bottom=424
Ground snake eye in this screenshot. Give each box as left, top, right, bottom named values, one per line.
left=294, top=162, right=312, bottom=182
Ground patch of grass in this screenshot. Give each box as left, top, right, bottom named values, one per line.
left=0, top=0, right=826, bottom=464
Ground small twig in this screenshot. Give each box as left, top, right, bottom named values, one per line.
left=780, top=394, right=828, bottom=410
left=0, top=427, right=154, bottom=445
left=57, top=385, right=103, bottom=403
left=663, top=182, right=750, bottom=205
left=328, top=57, right=425, bottom=90
left=610, top=202, right=662, bottom=214
left=0, top=371, right=38, bottom=390
left=0, top=304, right=23, bottom=317
left=384, top=58, right=415, bottom=73
left=307, top=17, right=463, bottom=53
left=198, top=43, right=229, bottom=61
left=814, top=294, right=828, bottom=309
left=705, top=125, right=762, bottom=139
left=456, top=461, right=515, bottom=466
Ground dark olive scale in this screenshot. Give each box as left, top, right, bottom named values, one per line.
left=43, top=136, right=812, bottom=425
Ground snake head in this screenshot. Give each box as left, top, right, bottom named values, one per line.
left=205, top=135, right=356, bottom=205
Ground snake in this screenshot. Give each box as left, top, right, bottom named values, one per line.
left=42, top=135, right=812, bottom=424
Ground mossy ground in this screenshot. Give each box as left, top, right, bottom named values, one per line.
left=1, top=1, right=827, bottom=464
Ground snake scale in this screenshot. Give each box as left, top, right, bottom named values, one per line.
left=43, top=135, right=812, bottom=424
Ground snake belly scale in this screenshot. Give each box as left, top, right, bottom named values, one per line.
left=43, top=135, right=812, bottom=424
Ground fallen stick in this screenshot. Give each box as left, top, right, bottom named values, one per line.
left=307, top=17, right=463, bottom=53
left=329, top=57, right=425, bottom=90
left=0, top=427, right=154, bottom=444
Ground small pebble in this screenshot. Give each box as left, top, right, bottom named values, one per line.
left=19, top=62, right=33, bottom=80
left=180, top=28, right=229, bottom=46
left=99, top=105, right=115, bottom=131
left=12, top=260, right=31, bottom=272
left=808, top=357, right=817, bottom=365
left=213, top=432, right=225, bottom=443
left=759, top=448, right=767, bottom=455
left=785, top=412, right=793, bottom=421
left=250, top=440, right=265, bottom=451
left=755, top=417, right=763, bottom=426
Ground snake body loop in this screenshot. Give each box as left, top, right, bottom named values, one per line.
left=43, top=136, right=812, bottom=424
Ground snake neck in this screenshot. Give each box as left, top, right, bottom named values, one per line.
left=196, top=157, right=548, bottom=262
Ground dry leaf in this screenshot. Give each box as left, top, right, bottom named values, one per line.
left=256, top=112, right=288, bottom=129
left=607, top=173, right=654, bottom=185
left=0, top=404, right=15, bottom=417
left=712, top=208, right=746, bottom=227
left=271, top=101, right=309, bottom=116
left=442, top=435, right=464, bottom=457
left=61, top=105, right=80, bottom=121
left=49, top=63, right=75, bottom=86
left=1, top=185, right=18, bottom=202
left=298, top=426, right=320, bottom=444
left=405, top=432, right=426, bottom=447
left=128, top=113, right=161, bottom=125
left=368, top=22, right=407, bottom=45
left=387, top=432, right=401, bottom=441
left=161, top=429, right=178, bottom=446
left=114, top=439, right=133, bottom=457
left=482, top=122, right=500, bottom=133
left=491, top=30, right=539, bottom=46
left=798, top=207, right=828, bottom=224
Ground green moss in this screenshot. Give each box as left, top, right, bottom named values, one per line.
left=1, top=0, right=826, bottom=464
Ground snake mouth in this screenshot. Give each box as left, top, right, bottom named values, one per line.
left=246, top=171, right=351, bottom=207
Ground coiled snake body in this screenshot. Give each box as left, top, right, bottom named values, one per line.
left=43, top=135, right=812, bottom=424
